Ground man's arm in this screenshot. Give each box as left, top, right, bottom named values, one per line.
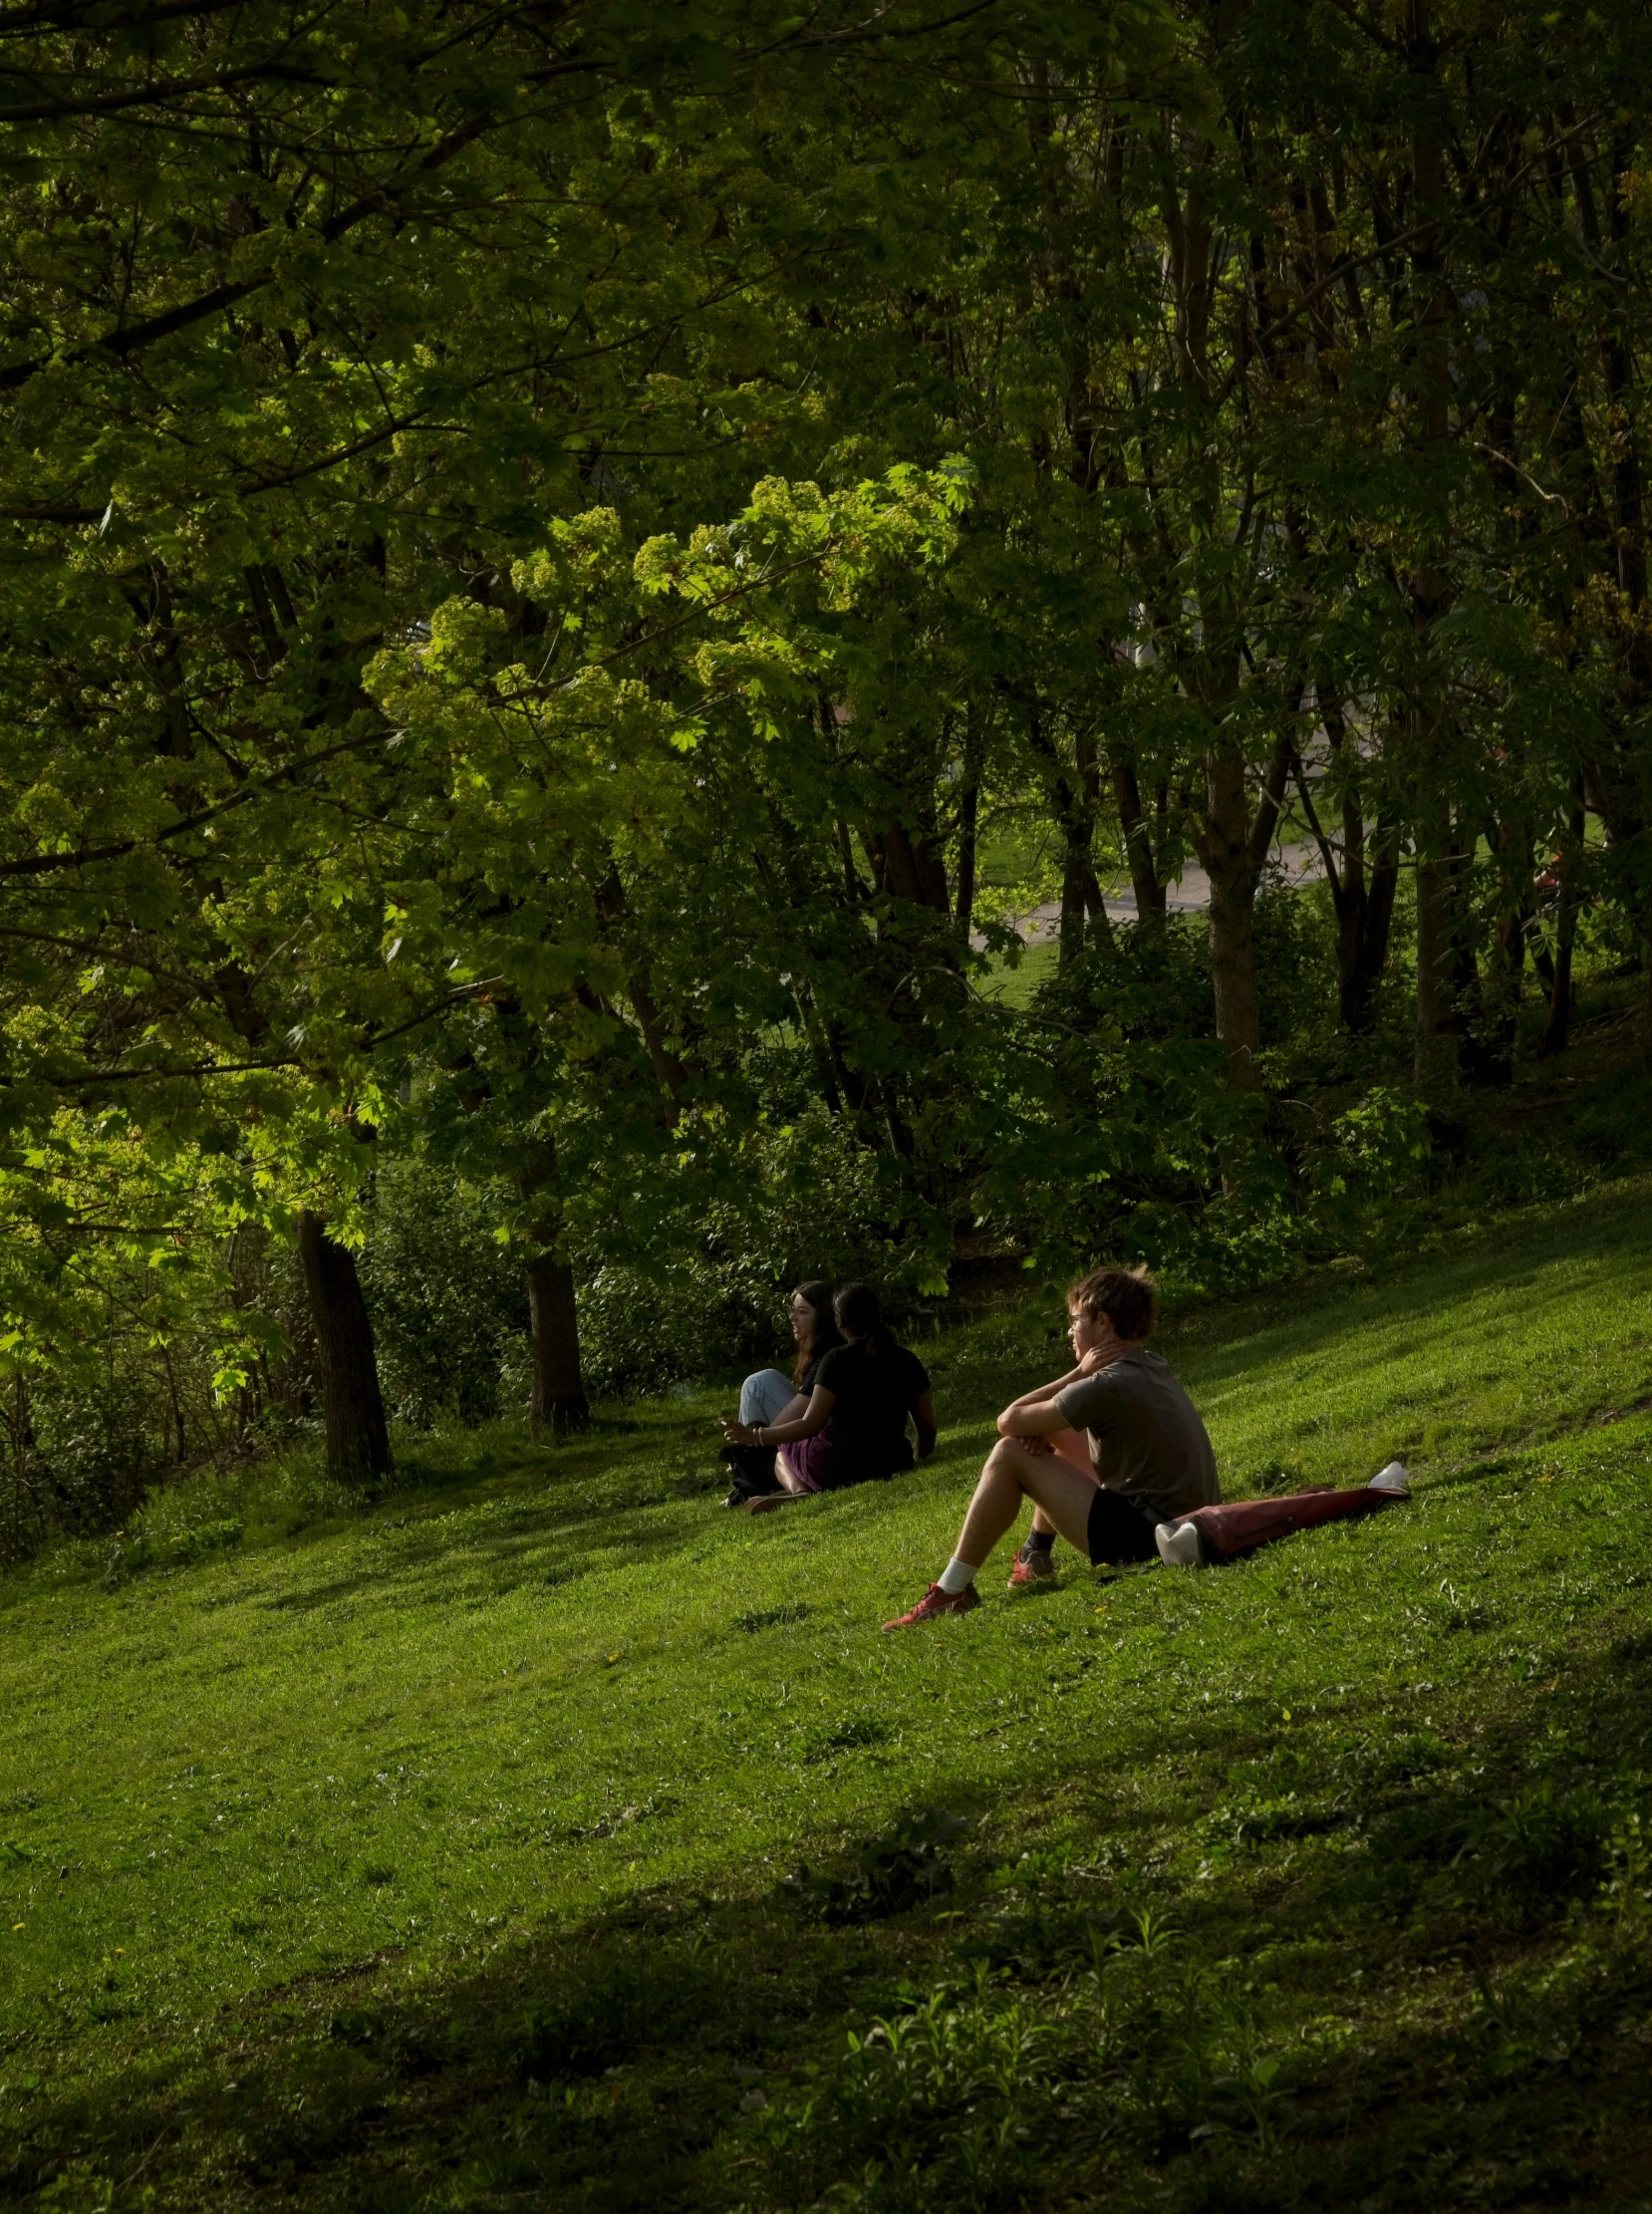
left=997, top=1395, right=1074, bottom=1441
left=912, top=1388, right=938, bottom=1461
left=1000, top=1349, right=1118, bottom=1444
left=998, top=1366, right=1085, bottom=1423
left=724, top=1386, right=835, bottom=1447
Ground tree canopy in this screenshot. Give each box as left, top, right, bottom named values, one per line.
left=2, top=0, right=1649, bottom=1502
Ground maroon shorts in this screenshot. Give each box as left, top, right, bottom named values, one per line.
left=779, top=1432, right=913, bottom=1494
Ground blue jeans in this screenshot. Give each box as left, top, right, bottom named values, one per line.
left=739, top=1368, right=796, bottom=1426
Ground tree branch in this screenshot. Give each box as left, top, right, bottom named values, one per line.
left=0, top=726, right=395, bottom=879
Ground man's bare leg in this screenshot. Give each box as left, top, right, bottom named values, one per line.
left=1018, top=1429, right=1098, bottom=1576
left=955, top=1438, right=1099, bottom=1564
left=885, top=1439, right=1110, bottom=1626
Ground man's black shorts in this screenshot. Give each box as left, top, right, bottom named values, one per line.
left=1086, top=1483, right=1160, bottom=1565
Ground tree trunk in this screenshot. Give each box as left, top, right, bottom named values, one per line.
left=1058, top=844, right=1089, bottom=965
left=1413, top=833, right=1460, bottom=1092
left=1111, top=750, right=1166, bottom=929
left=793, top=980, right=845, bottom=1115
left=1474, top=822, right=1532, bottom=1085
left=1330, top=821, right=1402, bottom=1035
left=1294, top=705, right=1402, bottom=1033
left=527, top=1248, right=589, bottom=1438
left=869, top=819, right=951, bottom=911
left=296, top=1210, right=391, bottom=1485
left=1539, top=797, right=1584, bottom=1055
left=955, top=712, right=981, bottom=937
left=1340, top=825, right=1400, bottom=1033
left=1406, top=7, right=1459, bottom=1095
left=1028, top=705, right=1109, bottom=966
left=1202, top=744, right=1263, bottom=1091
left=516, top=1144, right=590, bottom=1441
left=1073, top=725, right=1115, bottom=943
left=955, top=769, right=979, bottom=937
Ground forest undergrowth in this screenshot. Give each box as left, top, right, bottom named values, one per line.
left=5, top=1158, right=1652, bottom=2210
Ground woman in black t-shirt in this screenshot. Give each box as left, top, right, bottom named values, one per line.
left=721, top=1283, right=936, bottom=1514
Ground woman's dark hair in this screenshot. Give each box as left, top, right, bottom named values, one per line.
left=833, top=1281, right=895, bottom=1354
left=792, top=1280, right=843, bottom=1382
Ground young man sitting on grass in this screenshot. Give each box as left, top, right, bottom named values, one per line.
left=883, top=1265, right=1220, bottom=1628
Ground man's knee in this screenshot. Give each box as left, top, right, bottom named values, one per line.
left=984, top=1436, right=1032, bottom=1485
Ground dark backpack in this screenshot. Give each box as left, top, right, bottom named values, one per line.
left=718, top=1442, right=783, bottom=1502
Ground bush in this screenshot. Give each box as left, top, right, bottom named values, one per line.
left=1031, top=912, right=1216, bottom=1046
left=567, top=1107, right=939, bottom=1399
left=356, top=1165, right=528, bottom=1429
left=0, top=1373, right=160, bottom=1563
left=32, top=1383, right=157, bottom=1531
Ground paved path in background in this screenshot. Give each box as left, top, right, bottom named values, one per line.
left=1008, top=836, right=1325, bottom=942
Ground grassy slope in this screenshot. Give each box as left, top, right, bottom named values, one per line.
left=3, top=1182, right=1652, bottom=2210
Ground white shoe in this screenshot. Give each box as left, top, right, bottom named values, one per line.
left=1155, top=1520, right=1206, bottom=1568
left=1368, top=1460, right=1410, bottom=1497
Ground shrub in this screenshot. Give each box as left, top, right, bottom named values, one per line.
left=356, top=1165, right=527, bottom=1429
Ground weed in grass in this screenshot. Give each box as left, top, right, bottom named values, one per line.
left=782, top=1809, right=968, bottom=1926
left=738, top=1602, right=811, bottom=1633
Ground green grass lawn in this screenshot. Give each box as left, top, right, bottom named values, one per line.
left=5, top=1182, right=1652, bottom=2210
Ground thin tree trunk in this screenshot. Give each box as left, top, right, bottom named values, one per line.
left=517, top=1147, right=590, bottom=1440
left=878, top=1080, right=908, bottom=1158
left=793, top=980, right=844, bottom=1115
left=1346, top=838, right=1401, bottom=1031
left=296, top=1210, right=391, bottom=1485
left=1029, top=705, right=1108, bottom=966
left=527, top=1248, right=589, bottom=1438
left=1293, top=696, right=1402, bottom=1033
left=1196, top=727, right=1288, bottom=1096
left=955, top=780, right=978, bottom=936
left=835, top=819, right=866, bottom=901
left=159, top=1341, right=187, bottom=1464
left=1073, top=725, right=1115, bottom=943
left=1539, top=796, right=1584, bottom=1055
left=956, top=717, right=980, bottom=937
left=1111, top=750, right=1165, bottom=929
left=1414, top=833, right=1460, bottom=1092
left=1202, top=743, right=1263, bottom=1091
left=1476, top=821, right=1532, bottom=1085
left=1406, top=4, right=1460, bottom=1095
left=1058, top=844, right=1091, bottom=964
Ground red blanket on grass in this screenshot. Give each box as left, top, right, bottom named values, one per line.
left=1177, top=1484, right=1403, bottom=1562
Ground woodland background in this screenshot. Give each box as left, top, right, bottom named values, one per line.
left=2, top=0, right=1651, bottom=1548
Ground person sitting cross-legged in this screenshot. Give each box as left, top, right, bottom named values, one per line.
left=719, top=1280, right=844, bottom=1505
left=882, top=1264, right=1219, bottom=1628
left=721, top=1281, right=937, bottom=1513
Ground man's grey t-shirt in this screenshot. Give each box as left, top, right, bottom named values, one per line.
left=1052, top=1348, right=1220, bottom=1523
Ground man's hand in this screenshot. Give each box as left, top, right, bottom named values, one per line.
left=1019, top=1432, right=1056, bottom=1456
left=998, top=1399, right=1070, bottom=1447
left=1073, top=1315, right=1138, bottom=1375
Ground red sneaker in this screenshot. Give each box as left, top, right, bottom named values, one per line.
left=1007, top=1543, right=1056, bottom=1591
left=882, top=1582, right=981, bottom=1630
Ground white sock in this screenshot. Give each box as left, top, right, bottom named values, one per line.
left=938, top=1556, right=980, bottom=1596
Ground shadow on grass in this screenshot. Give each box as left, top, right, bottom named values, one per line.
left=10, top=1617, right=1652, bottom=2213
